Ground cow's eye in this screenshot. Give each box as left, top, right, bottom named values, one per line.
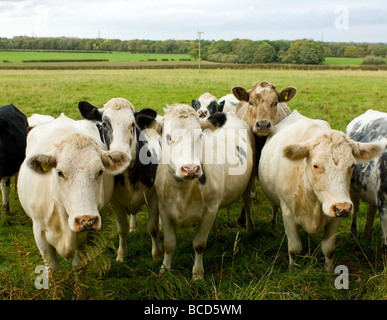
left=98, top=169, right=104, bottom=177
left=274, top=101, right=278, bottom=107
left=57, top=170, right=65, bottom=178
left=249, top=100, right=254, bottom=106
left=313, top=164, right=320, bottom=171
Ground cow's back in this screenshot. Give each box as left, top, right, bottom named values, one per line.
left=0, top=104, right=28, bottom=178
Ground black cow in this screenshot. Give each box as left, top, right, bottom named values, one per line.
left=0, top=104, right=28, bottom=214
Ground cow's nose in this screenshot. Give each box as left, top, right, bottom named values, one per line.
left=256, top=120, right=272, bottom=131
left=331, top=203, right=353, bottom=217
left=74, top=215, right=100, bottom=232
left=180, top=165, right=201, bottom=179
left=198, top=110, right=208, bottom=118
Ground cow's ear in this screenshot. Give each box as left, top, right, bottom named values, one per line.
left=278, top=87, right=297, bottom=103
left=218, top=100, right=225, bottom=112
left=28, top=154, right=57, bottom=174
left=102, top=151, right=130, bottom=175
left=78, top=101, right=102, bottom=122
left=135, top=108, right=158, bottom=131
left=232, top=87, right=249, bottom=102
left=351, top=140, right=382, bottom=164
left=200, top=113, right=227, bottom=131
left=283, top=143, right=309, bottom=161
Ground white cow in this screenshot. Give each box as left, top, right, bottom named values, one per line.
left=153, top=104, right=255, bottom=280
left=78, top=98, right=162, bottom=261
left=18, top=114, right=129, bottom=271
left=259, top=111, right=381, bottom=272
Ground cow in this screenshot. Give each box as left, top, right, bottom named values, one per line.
left=149, top=104, right=255, bottom=280
left=28, top=114, right=55, bottom=127
left=218, top=93, right=239, bottom=113
left=258, top=111, right=382, bottom=272
left=0, top=104, right=28, bottom=215
left=17, top=114, right=129, bottom=271
left=78, top=98, right=162, bottom=262
left=346, top=109, right=387, bottom=248
left=191, top=93, right=225, bottom=119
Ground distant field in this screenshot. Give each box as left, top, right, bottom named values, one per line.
left=0, top=51, right=192, bottom=63
left=322, top=57, right=363, bottom=66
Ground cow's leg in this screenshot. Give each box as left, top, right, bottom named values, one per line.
left=129, top=214, right=138, bottom=233
left=241, top=173, right=255, bottom=232
left=379, top=206, right=387, bottom=249
left=111, top=201, right=129, bottom=262
left=160, top=209, right=176, bottom=273
left=1, top=177, right=10, bottom=215
left=282, top=204, right=302, bottom=270
left=350, top=197, right=360, bottom=236
left=322, top=219, right=341, bottom=274
left=192, top=209, right=217, bottom=280
left=364, top=204, right=377, bottom=240
left=270, top=204, right=280, bottom=226
left=33, top=224, right=60, bottom=271
left=146, top=195, right=162, bottom=259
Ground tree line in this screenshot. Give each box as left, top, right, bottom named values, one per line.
left=1, top=36, right=386, bottom=65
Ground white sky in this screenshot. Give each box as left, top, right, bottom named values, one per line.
left=1, top=0, right=386, bottom=43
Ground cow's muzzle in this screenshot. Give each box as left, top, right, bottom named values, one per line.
left=74, top=215, right=100, bottom=232
left=254, top=120, right=272, bottom=136
left=180, top=165, right=201, bottom=179
left=331, top=203, right=353, bottom=218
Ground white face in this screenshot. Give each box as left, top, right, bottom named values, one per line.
left=101, top=108, right=136, bottom=165
left=54, top=143, right=106, bottom=232
left=305, top=141, right=355, bottom=217
left=161, top=117, right=203, bottom=180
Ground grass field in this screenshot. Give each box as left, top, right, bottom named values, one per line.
left=0, top=51, right=192, bottom=63
left=322, top=57, right=363, bottom=66
left=1, top=68, right=387, bottom=301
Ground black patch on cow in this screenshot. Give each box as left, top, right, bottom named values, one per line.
left=348, top=117, right=387, bottom=143
left=255, top=135, right=267, bottom=178
left=207, top=101, right=219, bottom=115
left=192, top=100, right=201, bottom=111
left=135, top=108, right=157, bottom=131
left=207, top=113, right=227, bottom=128
left=0, top=104, right=28, bottom=179
left=127, top=127, right=158, bottom=188
left=378, top=152, right=387, bottom=214
left=101, top=115, right=113, bottom=149
left=236, top=146, right=246, bottom=164
left=198, top=164, right=206, bottom=185
left=114, top=174, right=125, bottom=186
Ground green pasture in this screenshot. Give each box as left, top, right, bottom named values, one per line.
left=0, top=51, right=192, bottom=63
left=1, top=68, right=387, bottom=301
left=322, top=57, right=363, bottom=66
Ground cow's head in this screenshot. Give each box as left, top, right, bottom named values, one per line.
left=27, top=133, right=129, bottom=232
left=232, top=81, right=296, bottom=136
left=192, top=93, right=225, bottom=119
left=78, top=98, right=157, bottom=168
left=152, top=104, right=226, bottom=181
left=283, top=130, right=382, bottom=218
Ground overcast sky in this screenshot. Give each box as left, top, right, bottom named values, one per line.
left=1, top=0, right=386, bottom=43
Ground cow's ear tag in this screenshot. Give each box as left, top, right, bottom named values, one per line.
left=284, top=92, right=288, bottom=101
left=41, top=162, right=50, bottom=172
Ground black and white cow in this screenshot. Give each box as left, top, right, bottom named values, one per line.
left=346, top=109, right=387, bottom=248
left=78, top=98, right=162, bottom=261
left=191, top=93, right=225, bottom=119
left=0, top=104, right=28, bottom=215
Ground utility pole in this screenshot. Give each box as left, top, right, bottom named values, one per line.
left=197, top=31, right=204, bottom=72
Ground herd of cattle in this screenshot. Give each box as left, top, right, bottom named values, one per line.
left=1, top=80, right=386, bottom=280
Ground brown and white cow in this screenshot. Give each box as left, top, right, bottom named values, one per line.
left=151, top=104, right=255, bottom=280
left=258, top=111, right=381, bottom=272
left=232, top=81, right=297, bottom=137
left=232, top=81, right=297, bottom=226
left=78, top=98, right=162, bottom=261
left=18, top=114, right=129, bottom=271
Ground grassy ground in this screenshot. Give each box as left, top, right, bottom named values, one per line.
left=0, top=68, right=387, bottom=301
left=0, top=51, right=192, bottom=63
left=322, top=57, right=363, bottom=66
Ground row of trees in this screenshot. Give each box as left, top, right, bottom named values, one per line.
left=0, top=36, right=386, bottom=65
